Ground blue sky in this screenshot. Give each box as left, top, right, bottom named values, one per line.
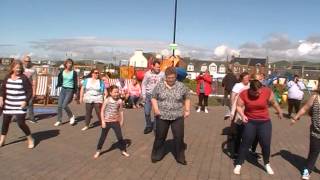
left=1, top=0, right=320, bottom=61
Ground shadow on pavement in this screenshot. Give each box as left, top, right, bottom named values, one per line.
left=101, top=139, right=132, bottom=155
left=6, top=129, right=60, bottom=148
left=272, top=149, right=320, bottom=174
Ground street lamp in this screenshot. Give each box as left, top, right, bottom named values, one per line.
left=172, top=0, right=178, bottom=56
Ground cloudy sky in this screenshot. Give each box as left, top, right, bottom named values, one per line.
left=1, top=0, right=320, bottom=61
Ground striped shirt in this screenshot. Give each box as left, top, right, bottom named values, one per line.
left=3, top=77, right=28, bottom=114
left=311, top=95, right=320, bottom=139
left=103, top=97, right=123, bottom=122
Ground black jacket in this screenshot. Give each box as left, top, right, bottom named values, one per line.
left=222, top=73, right=238, bottom=93
left=56, top=70, right=78, bottom=93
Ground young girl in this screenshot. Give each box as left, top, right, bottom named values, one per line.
left=94, top=85, right=129, bottom=158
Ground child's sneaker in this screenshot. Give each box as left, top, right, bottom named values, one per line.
left=233, top=165, right=241, bottom=175
left=204, top=107, right=208, bottom=113
left=196, top=107, right=201, bottom=113
left=265, top=164, right=274, bottom=175
left=302, top=169, right=310, bottom=180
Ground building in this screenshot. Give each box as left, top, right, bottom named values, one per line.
left=184, top=59, right=227, bottom=80
left=129, top=50, right=148, bottom=68
left=229, top=56, right=268, bottom=75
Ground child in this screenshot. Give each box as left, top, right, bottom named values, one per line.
left=94, top=85, right=130, bottom=158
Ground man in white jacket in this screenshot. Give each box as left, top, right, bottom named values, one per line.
left=287, top=75, right=306, bottom=118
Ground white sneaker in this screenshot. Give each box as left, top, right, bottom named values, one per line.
left=302, top=169, right=310, bottom=180
left=69, top=115, right=75, bottom=125
left=54, top=122, right=61, bottom=126
left=265, top=164, right=274, bottom=175
left=204, top=108, right=208, bottom=113
left=81, top=126, right=89, bottom=131
left=233, top=165, right=241, bottom=175
left=121, top=151, right=130, bottom=157
left=196, top=108, right=201, bottom=113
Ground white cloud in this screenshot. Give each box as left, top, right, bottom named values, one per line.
left=214, top=45, right=239, bottom=57
left=5, top=34, right=320, bottom=62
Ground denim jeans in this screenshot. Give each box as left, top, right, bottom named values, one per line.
left=129, top=95, right=140, bottom=106
left=144, top=94, right=153, bottom=128
left=57, top=87, right=74, bottom=122
left=237, top=120, right=272, bottom=165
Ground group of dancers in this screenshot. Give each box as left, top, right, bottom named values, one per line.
left=0, top=57, right=319, bottom=179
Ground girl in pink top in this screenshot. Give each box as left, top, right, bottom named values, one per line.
left=128, top=76, right=142, bottom=108
left=94, top=85, right=129, bottom=159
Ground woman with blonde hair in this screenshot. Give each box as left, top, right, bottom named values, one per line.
left=0, top=60, right=34, bottom=148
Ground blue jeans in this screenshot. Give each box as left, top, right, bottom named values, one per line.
left=57, top=88, right=74, bottom=122
left=237, top=120, right=272, bottom=165
left=129, top=95, right=140, bottom=106
left=144, top=94, right=153, bottom=128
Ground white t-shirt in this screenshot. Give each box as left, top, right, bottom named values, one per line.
left=287, top=80, right=306, bottom=100
left=232, top=82, right=250, bottom=94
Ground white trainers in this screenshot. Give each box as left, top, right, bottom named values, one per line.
left=233, top=165, right=241, bottom=175
left=302, top=169, right=310, bottom=180
left=69, top=115, right=75, bottom=125
left=265, top=164, right=274, bottom=175
left=204, top=107, right=208, bottom=113
left=196, top=107, right=201, bottom=113
left=81, top=126, right=89, bottom=131
left=121, top=151, right=130, bottom=157
left=54, top=121, right=61, bottom=126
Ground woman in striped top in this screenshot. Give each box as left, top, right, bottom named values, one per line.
left=291, top=77, right=320, bottom=180
left=0, top=60, right=34, bottom=148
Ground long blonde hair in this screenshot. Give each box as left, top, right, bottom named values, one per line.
left=9, top=60, right=24, bottom=75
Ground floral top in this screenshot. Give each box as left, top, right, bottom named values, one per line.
left=152, top=80, right=189, bottom=120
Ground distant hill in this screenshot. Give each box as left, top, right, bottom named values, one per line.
left=271, top=60, right=320, bottom=67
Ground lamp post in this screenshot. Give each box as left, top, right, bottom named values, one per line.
left=172, top=0, right=178, bottom=56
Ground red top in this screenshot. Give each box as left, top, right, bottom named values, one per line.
left=239, top=87, right=271, bottom=121
left=196, top=73, right=212, bottom=96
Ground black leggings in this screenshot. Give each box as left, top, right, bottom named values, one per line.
left=151, top=117, right=185, bottom=162
left=198, top=93, right=208, bottom=109
left=1, top=114, right=31, bottom=136
left=237, top=120, right=272, bottom=165
left=85, top=103, right=101, bottom=126
left=96, top=122, right=126, bottom=151
left=287, top=99, right=301, bottom=116
left=306, top=133, right=320, bottom=173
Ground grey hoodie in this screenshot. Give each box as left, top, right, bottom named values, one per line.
left=141, top=70, right=165, bottom=98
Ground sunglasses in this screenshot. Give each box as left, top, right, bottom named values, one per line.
left=93, top=72, right=99, bottom=74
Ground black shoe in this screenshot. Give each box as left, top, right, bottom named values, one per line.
left=176, top=160, right=187, bottom=165
left=144, top=127, right=153, bottom=134
left=151, top=158, right=160, bottom=163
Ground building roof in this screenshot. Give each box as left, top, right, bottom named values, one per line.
left=230, top=57, right=267, bottom=66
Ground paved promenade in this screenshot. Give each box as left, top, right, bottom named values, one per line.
left=0, top=102, right=319, bottom=180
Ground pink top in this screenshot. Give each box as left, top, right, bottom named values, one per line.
left=129, top=82, right=141, bottom=97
